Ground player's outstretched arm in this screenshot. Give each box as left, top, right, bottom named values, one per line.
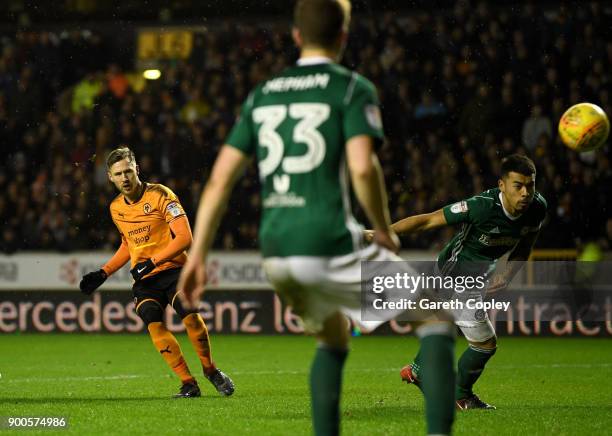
left=364, top=209, right=447, bottom=242
left=346, top=134, right=399, bottom=253
left=80, top=237, right=130, bottom=295
left=178, top=145, right=249, bottom=309
left=392, top=209, right=448, bottom=235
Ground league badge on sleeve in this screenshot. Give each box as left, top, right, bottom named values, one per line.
left=450, top=201, right=468, bottom=214
left=166, top=202, right=183, bottom=217
left=364, top=104, right=382, bottom=130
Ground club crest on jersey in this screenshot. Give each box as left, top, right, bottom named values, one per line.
left=166, top=202, right=182, bottom=217
left=364, top=104, right=382, bottom=129
left=450, top=201, right=468, bottom=214
left=143, top=203, right=152, bottom=214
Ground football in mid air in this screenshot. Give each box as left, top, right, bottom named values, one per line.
left=558, top=102, right=610, bottom=152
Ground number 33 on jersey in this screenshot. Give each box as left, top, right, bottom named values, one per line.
left=226, top=60, right=384, bottom=258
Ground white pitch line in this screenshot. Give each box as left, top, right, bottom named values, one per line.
left=2, top=363, right=611, bottom=384
left=1, top=374, right=147, bottom=384
left=232, top=364, right=612, bottom=376
left=495, top=363, right=612, bottom=369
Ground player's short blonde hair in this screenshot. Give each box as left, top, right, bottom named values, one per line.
left=294, top=0, right=351, bottom=49
left=106, top=146, right=136, bottom=170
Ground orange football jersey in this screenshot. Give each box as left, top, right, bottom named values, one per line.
left=110, top=183, right=187, bottom=277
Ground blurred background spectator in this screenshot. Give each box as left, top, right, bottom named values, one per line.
left=0, top=1, right=610, bottom=254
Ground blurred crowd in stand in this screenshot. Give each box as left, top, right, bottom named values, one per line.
left=1, top=1, right=610, bottom=254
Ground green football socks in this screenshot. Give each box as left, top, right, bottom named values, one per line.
left=310, top=346, right=348, bottom=436
left=416, top=323, right=456, bottom=436
left=412, top=349, right=423, bottom=378
left=456, top=345, right=497, bottom=400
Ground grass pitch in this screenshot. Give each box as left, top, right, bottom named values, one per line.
left=1, top=334, right=611, bottom=435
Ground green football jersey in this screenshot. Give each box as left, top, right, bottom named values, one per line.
left=438, top=187, right=547, bottom=274
left=226, top=59, right=384, bottom=257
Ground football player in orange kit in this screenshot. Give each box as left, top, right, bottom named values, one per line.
left=79, top=146, right=234, bottom=398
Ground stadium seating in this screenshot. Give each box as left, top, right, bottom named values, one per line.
left=0, top=3, right=610, bottom=253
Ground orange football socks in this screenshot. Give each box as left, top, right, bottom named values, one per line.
left=183, top=313, right=217, bottom=376
left=147, top=322, right=194, bottom=384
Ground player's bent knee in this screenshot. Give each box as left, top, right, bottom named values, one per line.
left=486, top=335, right=498, bottom=349
left=469, top=335, right=497, bottom=350
left=316, top=312, right=350, bottom=350
left=136, top=300, right=164, bottom=325
left=171, top=292, right=198, bottom=319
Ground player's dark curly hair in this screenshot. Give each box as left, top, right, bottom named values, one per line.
left=106, top=146, right=136, bottom=170
left=500, top=154, right=536, bottom=178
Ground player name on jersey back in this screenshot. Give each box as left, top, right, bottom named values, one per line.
left=262, top=74, right=330, bottom=94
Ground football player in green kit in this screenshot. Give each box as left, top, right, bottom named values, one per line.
left=179, top=1, right=457, bottom=434
left=367, top=154, right=547, bottom=410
